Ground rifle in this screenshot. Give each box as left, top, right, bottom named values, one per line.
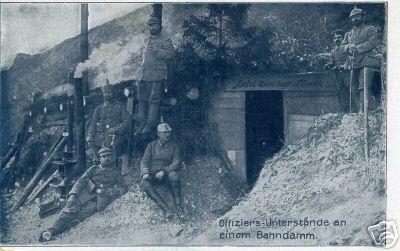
left=349, top=52, right=355, bottom=113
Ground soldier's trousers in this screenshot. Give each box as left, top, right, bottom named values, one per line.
left=137, top=80, right=164, bottom=131
left=334, top=67, right=378, bottom=113
left=356, top=67, right=378, bottom=112
left=49, top=200, right=97, bottom=235
left=334, top=70, right=355, bottom=112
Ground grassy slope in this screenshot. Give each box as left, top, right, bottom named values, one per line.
left=193, top=111, right=386, bottom=246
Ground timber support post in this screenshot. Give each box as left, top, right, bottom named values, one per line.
left=80, top=3, right=89, bottom=95
left=364, top=68, right=370, bottom=173
left=73, top=77, right=86, bottom=175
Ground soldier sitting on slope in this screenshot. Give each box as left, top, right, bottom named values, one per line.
left=39, top=147, right=128, bottom=242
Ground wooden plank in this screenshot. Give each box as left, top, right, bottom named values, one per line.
left=27, top=170, right=59, bottom=204
left=216, top=122, right=245, bottom=150
left=11, top=136, right=68, bottom=211
left=226, top=150, right=247, bottom=183
left=224, top=71, right=337, bottom=92
left=283, top=92, right=288, bottom=145
left=212, top=98, right=245, bottom=109
left=286, top=114, right=319, bottom=145
left=288, top=114, right=320, bottom=122
left=285, top=96, right=341, bottom=115
left=217, top=92, right=245, bottom=98
left=285, top=90, right=338, bottom=98
left=209, top=108, right=245, bottom=124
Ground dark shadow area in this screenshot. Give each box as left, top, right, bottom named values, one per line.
left=246, top=91, right=284, bottom=186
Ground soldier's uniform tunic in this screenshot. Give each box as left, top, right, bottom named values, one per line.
left=140, top=136, right=183, bottom=214
left=87, top=102, right=131, bottom=156
left=48, top=164, right=127, bottom=235
left=140, top=139, right=181, bottom=178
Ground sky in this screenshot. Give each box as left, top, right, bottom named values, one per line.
left=0, top=3, right=147, bottom=68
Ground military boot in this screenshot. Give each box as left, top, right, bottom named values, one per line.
left=171, top=181, right=184, bottom=217
left=135, top=99, right=148, bottom=135
left=144, top=186, right=173, bottom=219
left=120, top=154, right=130, bottom=176
left=141, top=102, right=160, bottom=134
left=39, top=229, right=54, bottom=242
left=134, top=120, right=147, bottom=135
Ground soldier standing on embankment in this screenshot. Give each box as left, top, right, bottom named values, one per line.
left=134, top=17, right=175, bottom=135
left=325, top=29, right=351, bottom=112
left=340, top=6, right=381, bottom=112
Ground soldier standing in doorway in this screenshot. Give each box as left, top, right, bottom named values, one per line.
left=325, top=29, right=352, bottom=112
left=340, top=6, right=381, bottom=112
left=134, top=16, right=175, bottom=135
left=87, top=81, right=132, bottom=172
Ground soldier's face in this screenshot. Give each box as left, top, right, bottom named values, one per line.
left=158, top=131, right=171, bottom=142
left=334, top=35, right=342, bottom=45
left=103, top=91, right=113, bottom=102
left=351, top=14, right=362, bottom=26
left=100, top=153, right=113, bottom=167
left=149, top=23, right=161, bottom=35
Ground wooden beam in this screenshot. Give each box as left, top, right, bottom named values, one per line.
left=73, top=78, right=86, bottom=175
left=11, top=136, right=68, bottom=211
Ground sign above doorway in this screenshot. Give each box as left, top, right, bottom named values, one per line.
left=224, top=72, right=337, bottom=92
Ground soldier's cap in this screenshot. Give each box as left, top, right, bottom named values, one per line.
left=147, top=16, right=161, bottom=25
left=98, top=147, right=113, bottom=156
left=332, top=29, right=344, bottom=37
left=350, top=6, right=363, bottom=18
left=157, top=123, right=172, bottom=133
left=101, top=80, right=113, bottom=92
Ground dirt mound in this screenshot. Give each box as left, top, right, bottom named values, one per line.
left=6, top=155, right=244, bottom=245
left=194, top=111, right=386, bottom=246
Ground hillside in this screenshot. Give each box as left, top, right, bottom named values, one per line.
left=193, top=111, right=386, bottom=245
left=5, top=110, right=386, bottom=246
left=6, top=155, right=245, bottom=245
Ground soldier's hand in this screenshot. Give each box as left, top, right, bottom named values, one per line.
left=155, top=170, right=164, bottom=181
left=108, top=128, right=117, bottom=135
left=324, top=63, right=333, bottom=70
left=348, top=44, right=357, bottom=54
left=142, top=174, right=150, bottom=180
left=87, top=140, right=93, bottom=148
left=66, top=194, right=77, bottom=208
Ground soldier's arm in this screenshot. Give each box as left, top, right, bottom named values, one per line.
left=87, top=107, right=100, bottom=141
left=355, top=26, right=379, bottom=54
left=116, top=174, right=128, bottom=196
left=118, top=104, right=133, bottom=134
left=104, top=173, right=128, bottom=198
left=110, top=104, right=132, bottom=134
left=156, top=38, right=175, bottom=60
left=140, top=143, right=152, bottom=178
left=339, top=32, right=350, bottom=53
left=164, top=144, right=181, bottom=173
left=69, top=166, right=95, bottom=196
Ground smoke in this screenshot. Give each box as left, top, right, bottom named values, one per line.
left=74, top=34, right=146, bottom=84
